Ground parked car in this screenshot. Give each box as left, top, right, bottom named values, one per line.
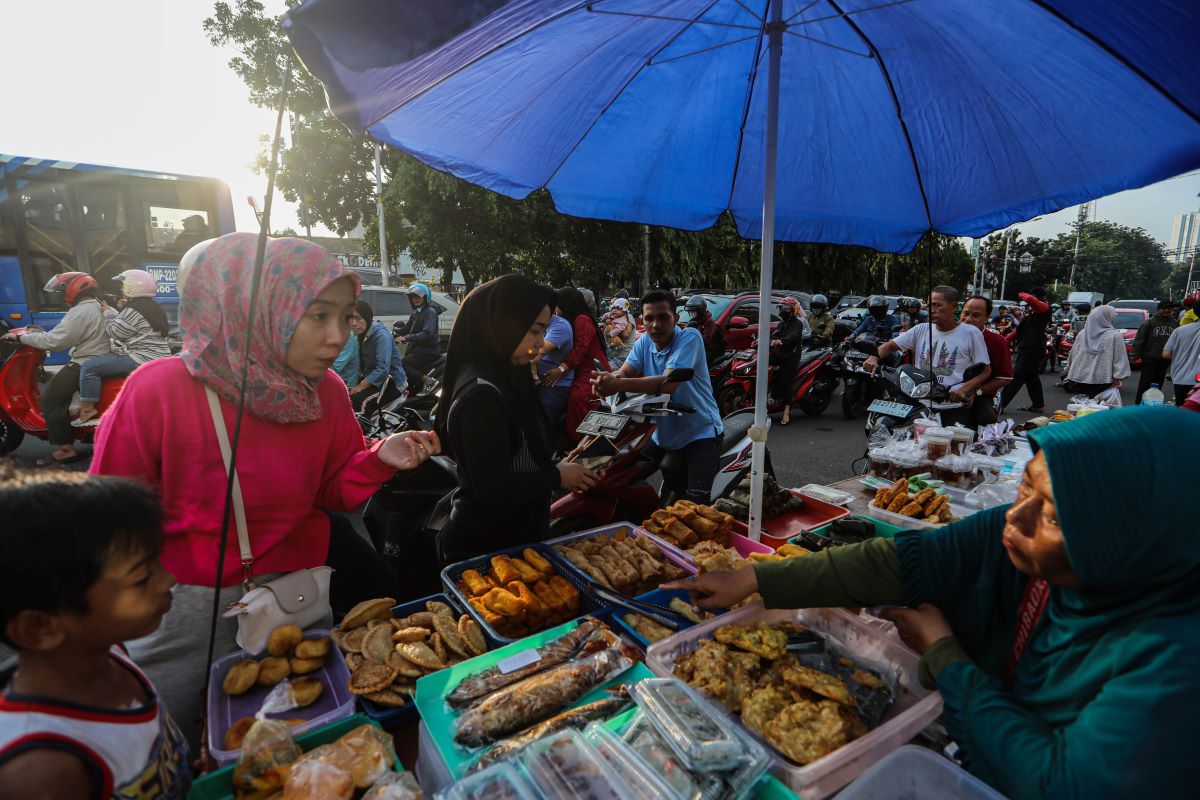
left=834, top=295, right=906, bottom=324
left=1065, top=290, right=1104, bottom=308
left=771, top=290, right=813, bottom=312
left=1110, top=299, right=1161, bottom=316
left=834, top=294, right=864, bottom=312
left=358, top=285, right=459, bottom=347
left=1059, top=308, right=1148, bottom=368
left=679, top=291, right=781, bottom=351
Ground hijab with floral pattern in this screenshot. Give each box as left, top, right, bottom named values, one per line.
left=178, top=232, right=359, bottom=423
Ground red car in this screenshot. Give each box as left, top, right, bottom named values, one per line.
left=1059, top=308, right=1148, bottom=368
left=678, top=292, right=781, bottom=351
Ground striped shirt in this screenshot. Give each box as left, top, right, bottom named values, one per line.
left=105, top=307, right=172, bottom=364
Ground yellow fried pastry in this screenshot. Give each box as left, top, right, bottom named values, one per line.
left=223, top=716, right=256, bottom=751
left=397, top=641, right=444, bottom=670
left=290, top=676, right=325, bottom=707
left=508, top=557, right=542, bottom=583
left=222, top=659, right=260, bottom=696
left=531, top=580, right=568, bottom=614
left=392, top=626, right=429, bottom=644
left=546, top=576, right=580, bottom=610
left=267, top=624, right=304, bottom=658
left=507, top=581, right=546, bottom=618
left=468, top=597, right=503, bottom=626
left=886, top=492, right=910, bottom=513
left=763, top=699, right=848, bottom=765
left=522, top=547, right=555, bottom=577
left=780, top=662, right=855, bottom=705
left=348, top=662, right=399, bottom=695
left=290, top=656, right=326, bottom=675
left=490, top=556, right=521, bottom=585
left=256, top=656, right=291, bottom=687
left=458, top=615, right=487, bottom=656
left=714, top=623, right=788, bottom=660
left=294, top=637, right=331, bottom=660
left=898, top=501, right=925, bottom=518
left=481, top=587, right=524, bottom=618
left=341, top=597, right=395, bottom=630
left=461, top=569, right=492, bottom=597
left=386, top=649, right=423, bottom=678
left=910, top=487, right=937, bottom=508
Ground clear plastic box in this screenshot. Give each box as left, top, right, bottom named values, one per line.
left=435, top=762, right=538, bottom=800
left=645, top=605, right=943, bottom=799
left=521, top=729, right=632, bottom=800
left=631, top=678, right=746, bottom=772
left=583, top=722, right=680, bottom=800
left=866, top=499, right=971, bottom=530
left=836, top=745, right=1005, bottom=800
left=416, top=720, right=453, bottom=797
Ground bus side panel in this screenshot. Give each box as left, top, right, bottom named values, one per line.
left=0, top=255, right=68, bottom=364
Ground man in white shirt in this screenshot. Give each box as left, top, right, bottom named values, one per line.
left=865, top=285, right=992, bottom=427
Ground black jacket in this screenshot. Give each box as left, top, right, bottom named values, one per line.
left=393, top=305, right=441, bottom=358
left=773, top=316, right=806, bottom=356
left=1131, top=317, right=1178, bottom=360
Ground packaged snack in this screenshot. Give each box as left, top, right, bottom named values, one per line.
left=436, top=762, right=538, bottom=800
left=232, top=718, right=303, bottom=798
left=630, top=679, right=745, bottom=772
left=583, top=722, right=679, bottom=800
left=521, top=729, right=629, bottom=800
left=619, top=711, right=720, bottom=800
left=283, top=756, right=354, bottom=799
left=363, top=771, right=426, bottom=799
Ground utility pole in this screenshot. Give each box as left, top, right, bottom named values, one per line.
left=642, top=225, right=651, bottom=294
left=1069, top=203, right=1091, bottom=288
left=373, top=143, right=389, bottom=287
left=1000, top=228, right=1013, bottom=300
left=1186, top=248, right=1197, bottom=295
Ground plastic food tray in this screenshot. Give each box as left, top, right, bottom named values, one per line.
left=795, top=483, right=855, bottom=506
left=836, top=745, right=1005, bottom=800
left=732, top=491, right=851, bottom=548
left=206, top=628, right=355, bottom=766
left=803, top=515, right=907, bottom=542
left=866, top=499, right=972, bottom=530
left=190, top=713, right=401, bottom=800
left=436, top=762, right=539, bottom=800
left=442, top=543, right=607, bottom=645
left=522, top=728, right=631, bottom=800
left=356, top=593, right=498, bottom=726
left=645, top=604, right=943, bottom=799
left=544, top=522, right=698, bottom=581
left=610, top=587, right=708, bottom=649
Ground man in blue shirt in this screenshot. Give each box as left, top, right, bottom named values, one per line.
left=593, top=290, right=724, bottom=504
left=537, top=313, right=575, bottom=430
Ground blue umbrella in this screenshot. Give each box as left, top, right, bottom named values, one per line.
left=286, top=0, right=1200, bottom=535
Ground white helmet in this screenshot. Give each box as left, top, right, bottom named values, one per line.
left=114, top=269, right=158, bottom=298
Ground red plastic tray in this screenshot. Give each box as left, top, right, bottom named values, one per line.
left=733, top=490, right=850, bottom=549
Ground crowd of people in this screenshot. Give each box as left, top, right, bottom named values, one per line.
left=1, top=232, right=1198, bottom=798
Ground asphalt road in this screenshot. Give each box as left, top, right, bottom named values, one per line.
left=7, top=369, right=1144, bottom=487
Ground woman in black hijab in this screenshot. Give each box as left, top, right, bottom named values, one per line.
left=434, top=274, right=599, bottom=563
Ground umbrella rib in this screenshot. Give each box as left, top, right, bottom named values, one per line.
left=789, top=0, right=916, bottom=29
left=648, top=34, right=760, bottom=66
left=540, top=1, right=725, bottom=189
left=785, top=0, right=822, bottom=25
left=1024, top=0, right=1200, bottom=127
left=783, top=29, right=871, bottom=58
left=824, top=0, right=933, bottom=232
left=722, top=4, right=769, bottom=216
left=587, top=6, right=761, bottom=31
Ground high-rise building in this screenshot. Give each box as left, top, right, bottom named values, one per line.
left=1169, top=210, right=1200, bottom=263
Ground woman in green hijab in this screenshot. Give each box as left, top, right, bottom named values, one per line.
left=666, top=406, right=1199, bottom=799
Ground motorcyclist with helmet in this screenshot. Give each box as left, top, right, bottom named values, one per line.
left=851, top=295, right=900, bottom=341
left=807, top=294, right=836, bottom=345
left=393, top=282, right=441, bottom=393
left=0, top=273, right=110, bottom=464
left=75, top=270, right=172, bottom=425
left=770, top=297, right=807, bottom=425
left=684, top=295, right=726, bottom=366
left=897, top=297, right=926, bottom=332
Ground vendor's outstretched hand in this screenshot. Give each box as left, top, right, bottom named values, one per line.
left=662, top=566, right=758, bottom=611
left=878, top=603, right=953, bottom=654
left=378, top=430, right=441, bottom=470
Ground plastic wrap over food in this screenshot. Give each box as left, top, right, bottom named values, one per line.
left=363, top=771, right=427, bottom=800
left=435, top=762, right=538, bottom=800
left=232, top=718, right=302, bottom=798
left=619, top=711, right=724, bottom=800
left=583, top=722, right=684, bottom=800
left=521, top=729, right=631, bottom=800
left=631, top=679, right=745, bottom=772
left=283, top=755, right=355, bottom=799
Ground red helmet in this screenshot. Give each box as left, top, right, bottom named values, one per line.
left=43, top=272, right=98, bottom=304
left=1184, top=292, right=1199, bottom=308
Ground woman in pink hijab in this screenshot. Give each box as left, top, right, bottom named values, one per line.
left=91, top=233, right=439, bottom=745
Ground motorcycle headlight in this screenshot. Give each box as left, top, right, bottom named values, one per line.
left=899, top=370, right=917, bottom=396
left=910, top=381, right=932, bottom=399
left=735, top=364, right=754, bottom=376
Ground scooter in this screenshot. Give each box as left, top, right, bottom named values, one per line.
left=716, top=340, right=838, bottom=419
left=547, top=367, right=770, bottom=535
left=0, top=324, right=123, bottom=454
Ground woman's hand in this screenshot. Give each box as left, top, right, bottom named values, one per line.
left=378, top=430, right=441, bottom=470
left=661, top=566, right=758, bottom=611
left=878, top=603, right=953, bottom=654
left=541, top=365, right=562, bottom=387
left=557, top=461, right=599, bottom=492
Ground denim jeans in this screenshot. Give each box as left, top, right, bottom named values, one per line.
left=645, top=436, right=722, bottom=505
left=79, top=352, right=138, bottom=402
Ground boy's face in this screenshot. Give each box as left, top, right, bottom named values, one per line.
left=72, top=547, right=176, bottom=648
left=642, top=300, right=679, bottom=346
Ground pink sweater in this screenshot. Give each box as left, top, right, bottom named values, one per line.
left=90, top=358, right=396, bottom=587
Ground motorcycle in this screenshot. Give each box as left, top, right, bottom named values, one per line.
left=716, top=340, right=838, bottom=419
left=0, top=324, right=123, bottom=454
left=851, top=339, right=956, bottom=436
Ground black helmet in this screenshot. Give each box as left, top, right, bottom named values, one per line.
left=867, top=295, right=888, bottom=319
left=811, top=293, right=828, bottom=310
left=684, top=295, right=707, bottom=315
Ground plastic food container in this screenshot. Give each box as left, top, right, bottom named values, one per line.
left=866, top=499, right=970, bottom=531
left=545, top=522, right=697, bottom=577
left=417, top=720, right=454, bottom=797
left=436, top=762, right=539, bottom=800
left=612, top=587, right=709, bottom=649
left=645, top=605, right=943, bottom=799
left=910, top=417, right=937, bottom=443
left=949, top=425, right=974, bottom=456
left=835, top=745, right=1005, bottom=800
left=583, top=722, right=680, bottom=800
left=619, top=710, right=722, bottom=800
left=442, top=543, right=606, bottom=645
left=206, top=628, right=355, bottom=766
left=631, top=678, right=746, bottom=771
left=795, top=484, right=855, bottom=507
left=923, top=428, right=952, bottom=461
left=866, top=450, right=891, bottom=478
left=522, top=729, right=631, bottom=800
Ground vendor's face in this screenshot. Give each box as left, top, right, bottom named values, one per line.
left=961, top=299, right=989, bottom=331
left=510, top=306, right=551, bottom=366
left=286, top=277, right=356, bottom=379
left=1002, top=452, right=1079, bottom=587
left=642, top=300, right=679, bottom=346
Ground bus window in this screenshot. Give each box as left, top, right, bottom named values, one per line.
left=0, top=185, right=17, bottom=256
left=19, top=181, right=79, bottom=310
left=77, top=185, right=130, bottom=289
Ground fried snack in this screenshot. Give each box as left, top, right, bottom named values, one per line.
left=669, top=597, right=704, bottom=624
left=507, top=581, right=546, bottom=618
left=687, top=515, right=719, bottom=537
left=741, top=685, right=794, bottom=736
left=922, top=515, right=940, bottom=524
left=222, top=659, right=260, bottom=696
left=665, top=518, right=699, bottom=546
left=531, top=580, right=568, bottom=615
left=256, top=656, right=291, bottom=687
left=872, top=487, right=890, bottom=508
left=224, top=716, right=256, bottom=751
left=429, top=632, right=447, bottom=664
left=294, top=637, right=331, bottom=660
left=490, top=556, right=522, bottom=586
left=290, top=676, right=325, bottom=708
left=622, top=613, right=674, bottom=643
left=910, top=487, right=937, bottom=508
left=386, top=649, right=423, bottom=678
left=885, top=478, right=908, bottom=503
left=556, top=546, right=611, bottom=587
left=547, top=576, right=580, bottom=610
left=349, top=662, right=399, bottom=695
left=398, top=641, right=445, bottom=670
left=341, top=597, right=396, bottom=630
left=290, top=656, right=326, bottom=675
left=392, top=626, right=428, bottom=643
left=938, top=505, right=954, bottom=522
left=406, top=611, right=435, bottom=628
left=345, top=653, right=364, bottom=672
left=340, top=627, right=368, bottom=654
left=780, top=662, right=855, bottom=706
left=898, top=501, right=925, bottom=518
left=643, top=518, right=666, bottom=536
left=461, top=569, right=492, bottom=597
left=508, top=557, right=542, bottom=584
left=851, top=669, right=888, bottom=690
left=267, top=624, right=304, bottom=658
left=458, top=615, right=487, bottom=656
left=886, top=492, right=911, bottom=513
left=763, top=699, right=848, bottom=765
left=468, top=597, right=504, bottom=626
left=924, top=494, right=949, bottom=516
left=362, top=625, right=396, bottom=664
left=523, top=547, right=555, bottom=577
left=715, top=623, right=788, bottom=660
left=481, top=587, right=525, bottom=618
left=651, top=509, right=675, bottom=525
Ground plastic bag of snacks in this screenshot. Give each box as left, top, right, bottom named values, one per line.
left=363, top=771, right=426, bottom=799
left=232, top=719, right=303, bottom=798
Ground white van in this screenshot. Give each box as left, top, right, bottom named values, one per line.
left=1065, top=291, right=1104, bottom=308
left=358, top=285, right=458, bottom=346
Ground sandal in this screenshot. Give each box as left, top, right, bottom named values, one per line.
left=36, top=453, right=87, bottom=467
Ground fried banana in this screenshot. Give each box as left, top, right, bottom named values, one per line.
left=911, top=487, right=936, bottom=508
left=886, top=492, right=910, bottom=513
left=480, top=587, right=525, bottom=618
left=924, top=494, right=949, bottom=516
left=898, top=501, right=924, bottom=518
left=490, top=556, right=521, bottom=585
left=461, top=569, right=492, bottom=597
left=523, top=547, right=555, bottom=577
left=547, top=575, right=581, bottom=611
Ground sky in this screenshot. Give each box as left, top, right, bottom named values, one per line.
left=5, top=1, right=1199, bottom=249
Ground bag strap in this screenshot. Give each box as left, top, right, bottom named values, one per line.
left=205, top=386, right=255, bottom=585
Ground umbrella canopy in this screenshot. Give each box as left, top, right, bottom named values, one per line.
left=286, top=0, right=1199, bottom=252
left=286, top=0, right=1200, bottom=536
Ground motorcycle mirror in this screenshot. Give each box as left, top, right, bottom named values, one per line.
left=727, top=316, right=750, bottom=329
left=664, top=367, right=694, bottom=383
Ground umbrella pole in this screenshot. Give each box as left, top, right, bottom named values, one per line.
left=748, top=0, right=784, bottom=542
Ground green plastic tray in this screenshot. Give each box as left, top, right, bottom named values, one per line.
left=803, top=514, right=906, bottom=541
left=414, top=617, right=654, bottom=778
left=188, top=713, right=404, bottom=800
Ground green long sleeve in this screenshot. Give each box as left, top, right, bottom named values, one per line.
left=753, top=537, right=905, bottom=609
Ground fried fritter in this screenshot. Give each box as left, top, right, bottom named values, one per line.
left=714, top=623, right=788, bottom=660
left=763, top=699, right=848, bottom=765
left=780, top=663, right=855, bottom=706
left=522, top=547, right=555, bottom=577
left=222, top=660, right=259, bottom=696
left=267, top=624, right=304, bottom=658
left=740, top=685, right=794, bottom=735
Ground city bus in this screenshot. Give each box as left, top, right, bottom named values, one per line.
left=0, top=154, right=235, bottom=362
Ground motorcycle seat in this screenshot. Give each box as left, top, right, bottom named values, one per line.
left=721, top=410, right=754, bottom=443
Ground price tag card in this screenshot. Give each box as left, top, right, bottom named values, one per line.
left=496, top=648, right=541, bottom=674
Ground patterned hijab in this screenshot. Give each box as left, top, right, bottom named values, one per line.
left=179, top=232, right=359, bottom=423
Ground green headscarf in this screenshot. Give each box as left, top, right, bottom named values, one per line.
left=895, top=406, right=1200, bottom=798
